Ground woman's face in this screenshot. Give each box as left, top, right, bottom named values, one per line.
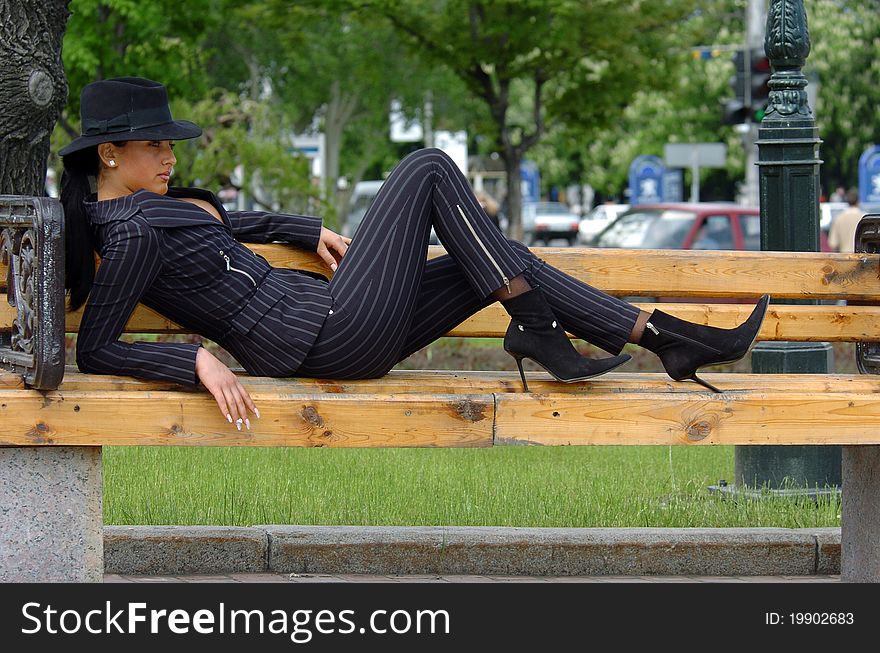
left=99, top=140, right=177, bottom=197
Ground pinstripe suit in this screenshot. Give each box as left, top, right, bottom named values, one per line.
left=79, top=148, right=638, bottom=384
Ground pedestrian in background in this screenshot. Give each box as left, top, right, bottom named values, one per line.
left=475, top=190, right=501, bottom=231
left=828, top=188, right=864, bottom=253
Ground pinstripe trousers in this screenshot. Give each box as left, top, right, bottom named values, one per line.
left=296, top=148, right=641, bottom=379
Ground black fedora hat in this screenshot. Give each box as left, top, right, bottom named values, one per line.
left=58, top=77, right=202, bottom=157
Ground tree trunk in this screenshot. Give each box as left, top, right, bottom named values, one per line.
left=0, top=0, right=71, bottom=195
left=504, top=149, right=523, bottom=242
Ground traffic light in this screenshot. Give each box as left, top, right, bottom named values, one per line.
left=749, top=48, right=771, bottom=121
left=722, top=49, right=748, bottom=125
left=721, top=48, right=772, bottom=125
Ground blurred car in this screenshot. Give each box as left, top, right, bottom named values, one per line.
left=590, top=202, right=831, bottom=252
left=344, top=180, right=384, bottom=238
left=346, top=179, right=438, bottom=244
left=522, top=201, right=581, bottom=245
left=577, top=203, right=629, bottom=244
left=591, top=203, right=763, bottom=251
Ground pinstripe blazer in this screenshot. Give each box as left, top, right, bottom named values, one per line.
left=79, top=187, right=333, bottom=384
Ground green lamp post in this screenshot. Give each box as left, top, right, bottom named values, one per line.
left=738, top=0, right=841, bottom=495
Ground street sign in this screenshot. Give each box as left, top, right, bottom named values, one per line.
left=520, top=161, right=540, bottom=203
left=663, top=170, right=683, bottom=202
left=858, top=145, right=880, bottom=208
left=628, top=155, right=665, bottom=205
left=663, top=143, right=727, bottom=168
left=663, top=143, right=727, bottom=203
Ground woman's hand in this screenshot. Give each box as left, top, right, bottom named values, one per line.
left=317, top=227, right=351, bottom=272
left=195, top=347, right=259, bottom=430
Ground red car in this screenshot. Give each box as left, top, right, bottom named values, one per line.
left=591, top=202, right=831, bottom=252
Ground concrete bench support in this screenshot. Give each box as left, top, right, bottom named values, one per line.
left=0, top=446, right=103, bottom=582
left=842, top=445, right=880, bottom=582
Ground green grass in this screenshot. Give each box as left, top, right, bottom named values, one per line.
left=103, top=446, right=841, bottom=528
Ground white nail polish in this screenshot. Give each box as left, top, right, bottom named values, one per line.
left=254, top=408, right=261, bottom=419
left=236, top=421, right=242, bottom=431
left=226, top=414, right=233, bottom=423
left=331, top=263, right=338, bottom=271
left=245, top=419, right=251, bottom=431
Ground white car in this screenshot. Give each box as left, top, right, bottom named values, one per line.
left=522, top=201, right=581, bottom=245
left=578, top=203, right=629, bottom=244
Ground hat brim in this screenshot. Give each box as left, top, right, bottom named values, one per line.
left=58, top=120, right=202, bottom=157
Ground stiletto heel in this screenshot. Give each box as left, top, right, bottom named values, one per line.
left=502, top=287, right=631, bottom=393
left=689, top=373, right=722, bottom=393
left=640, top=294, right=770, bottom=392
left=513, top=355, right=530, bottom=392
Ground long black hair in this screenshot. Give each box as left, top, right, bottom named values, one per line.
left=60, top=143, right=125, bottom=311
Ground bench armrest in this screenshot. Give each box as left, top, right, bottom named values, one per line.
left=0, top=195, right=65, bottom=389
left=856, top=214, right=880, bottom=375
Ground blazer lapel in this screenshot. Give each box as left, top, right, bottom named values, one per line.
left=137, top=188, right=232, bottom=231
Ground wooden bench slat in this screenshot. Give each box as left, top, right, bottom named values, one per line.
left=5, top=303, right=876, bottom=341
left=38, top=369, right=880, bottom=395
left=0, top=390, right=495, bottom=447
left=4, top=246, right=880, bottom=300
left=494, top=392, right=880, bottom=446
left=6, top=373, right=880, bottom=447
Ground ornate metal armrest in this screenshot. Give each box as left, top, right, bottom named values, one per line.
left=0, top=196, right=64, bottom=389
left=856, top=214, right=880, bottom=375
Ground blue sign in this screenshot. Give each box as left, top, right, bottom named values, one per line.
left=663, top=170, right=683, bottom=203
left=629, top=155, right=665, bottom=205
left=859, top=145, right=880, bottom=208
left=520, top=160, right=540, bottom=203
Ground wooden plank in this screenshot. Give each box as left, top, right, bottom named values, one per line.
left=43, top=369, right=880, bottom=396
left=5, top=380, right=880, bottom=446
left=5, top=246, right=880, bottom=300
left=4, top=301, right=880, bottom=341
left=0, top=391, right=495, bottom=447
left=494, top=391, right=880, bottom=446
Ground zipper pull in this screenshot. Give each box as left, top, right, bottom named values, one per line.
left=503, top=275, right=511, bottom=294
left=646, top=321, right=660, bottom=335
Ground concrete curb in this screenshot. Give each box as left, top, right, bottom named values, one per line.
left=104, top=526, right=841, bottom=577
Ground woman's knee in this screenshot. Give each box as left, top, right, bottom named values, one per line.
left=507, top=238, right=532, bottom=258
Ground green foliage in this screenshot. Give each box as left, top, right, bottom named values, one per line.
left=171, top=90, right=328, bottom=219
left=62, top=0, right=221, bottom=111
left=806, top=0, right=880, bottom=192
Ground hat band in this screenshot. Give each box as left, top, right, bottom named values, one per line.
left=82, top=106, right=174, bottom=136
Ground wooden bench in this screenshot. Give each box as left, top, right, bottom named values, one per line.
left=2, top=195, right=880, bottom=581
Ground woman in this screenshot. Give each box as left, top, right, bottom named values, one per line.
left=61, top=77, right=769, bottom=430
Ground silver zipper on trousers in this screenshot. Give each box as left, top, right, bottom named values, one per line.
left=219, top=250, right=256, bottom=286
left=456, top=204, right=511, bottom=294
left=646, top=321, right=660, bottom=335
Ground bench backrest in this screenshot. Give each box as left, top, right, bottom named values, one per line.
left=3, top=195, right=880, bottom=387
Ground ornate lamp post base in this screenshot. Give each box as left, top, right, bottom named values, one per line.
left=734, top=0, right=842, bottom=496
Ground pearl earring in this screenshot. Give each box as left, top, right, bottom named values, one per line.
left=108, top=160, right=117, bottom=167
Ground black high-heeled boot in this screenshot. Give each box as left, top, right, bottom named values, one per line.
left=639, top=294, right=770, bottom=392
left=502, top=287, right=631, bottom=392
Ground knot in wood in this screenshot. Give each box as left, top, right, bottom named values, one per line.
left=28, top=69, right=53, bottom=107
left=686, top=420, right=711, bottom=441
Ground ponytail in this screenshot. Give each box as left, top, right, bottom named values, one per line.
left=60, top=147, right=99, bottom=311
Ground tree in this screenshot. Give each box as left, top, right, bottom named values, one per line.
left=806, top=0, right=880, bottom=193
left=0, top=0, right=70, bottom=195
left=237, top=2, right=468, bottom=223
left=364, top=0, right=695, bottom=239
left=59, top=0, right=220, bottom=138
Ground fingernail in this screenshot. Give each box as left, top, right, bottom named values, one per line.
left=245, top=418, right=251, bottom=431
left=254, top=408, right=261, bottom=419
left=226, top=414, right=233, bottom=423
left=331, top=263, right=337, bottom=271
left=236, top=418, right=243, bottom=431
